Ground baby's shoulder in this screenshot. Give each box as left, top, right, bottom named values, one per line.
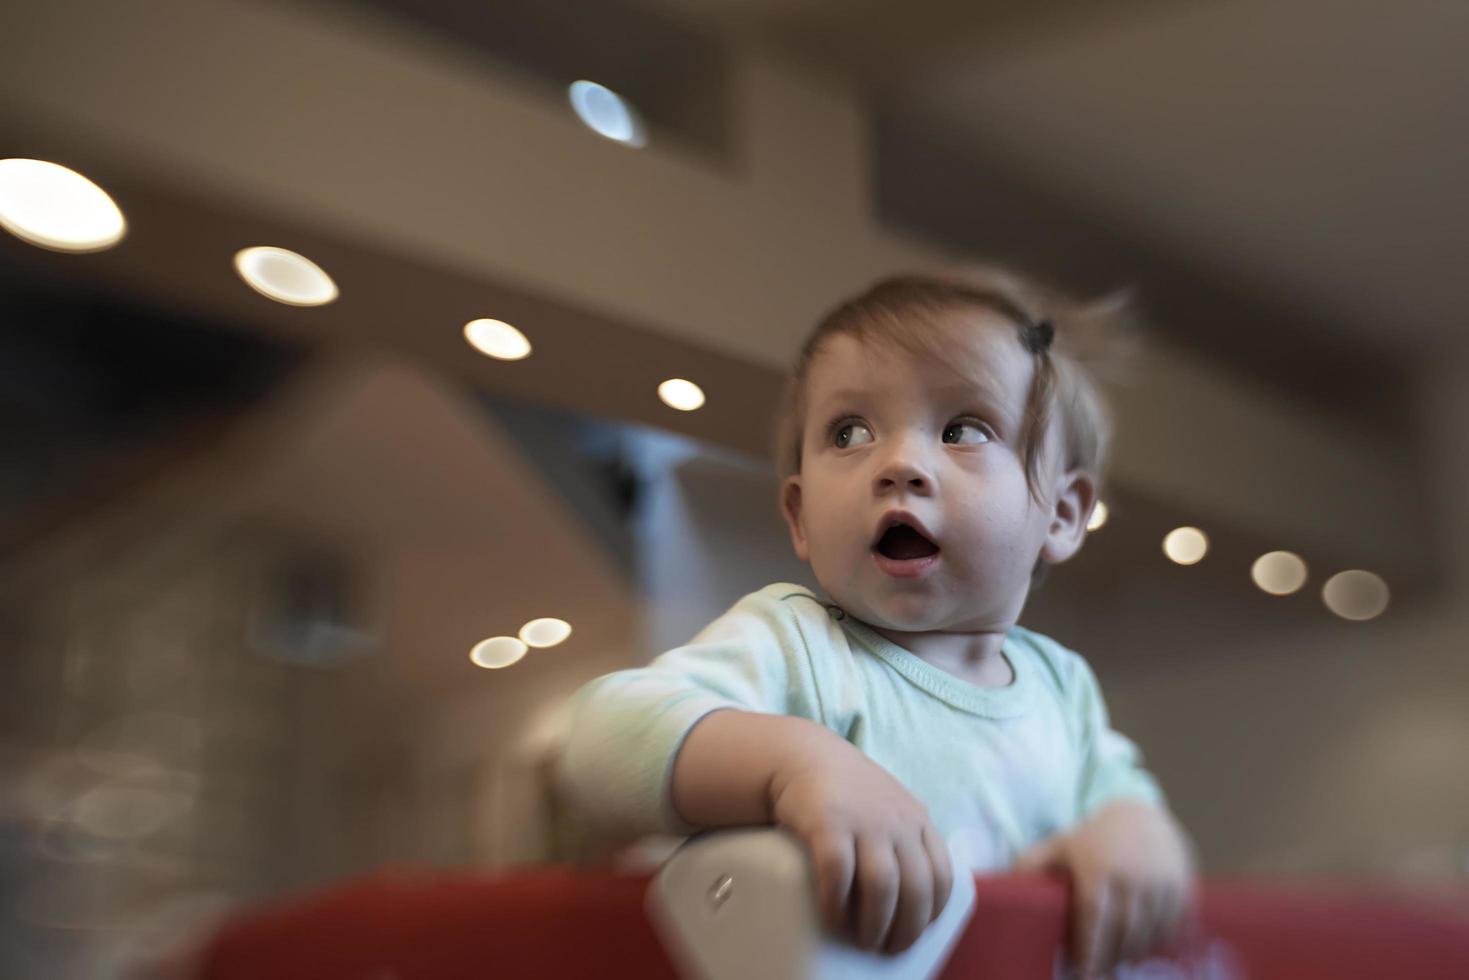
left=681, top=584, right=857, bottom=701
left=747, top=581, right=822, bottom=603
left=691, top=582, right=842, bottom=649
left=726, top=582, right=839, bottom=626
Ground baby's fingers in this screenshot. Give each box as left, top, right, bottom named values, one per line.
left=809, top=833, right=856, bottom=934
left=1075, top=876, right=1123, bottom=979
left=1115, top=883, right=1154, bottom=966
left=921, top=824, right=954, bottom=922
left=854, top=836, right=900, bottom=951
left=1154, top=880, right=1193, bottom=952
left=882, top=838, right=934, bottom=954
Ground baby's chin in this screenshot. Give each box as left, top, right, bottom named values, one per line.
left=812, top=565, right=989, bottom=631
left=864, top=610, right=955, bottom=634
left=829, top=588, right=957, bottom=633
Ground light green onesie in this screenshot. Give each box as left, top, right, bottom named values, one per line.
left=561, top=583, right=1162, bottom=871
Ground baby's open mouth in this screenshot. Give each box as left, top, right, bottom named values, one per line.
left=873, top=523, right=940, bottom=561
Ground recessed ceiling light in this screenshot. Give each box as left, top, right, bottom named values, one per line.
left=1163, top=526, right=1208, bottom=565
left=464, top=318, right=531, bottom=361
left=1086, top=501, right=1109, bottom=532
left=568, top=80, right=647, bottom=147
left=470, top=636, right=528, bottom=669
left=658, top=378, right=705, bottom=412
left=233, top=246, right=338, bottom=306
left=0, top=158, right=126, bottom=252
left=1251, top=551, right=1308, bottom=596
left=1322, top=570, right=1389, bottom=621
left=519, top=618, right=572, bottom=649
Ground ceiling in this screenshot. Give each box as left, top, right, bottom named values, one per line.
left=299, top=0, right=1469, bottom=443
left=889, top=0, right=1468, bottom=351
left=640, top=0, right=1467, bottom=394
left=0, top=0, right=1449, bottom=591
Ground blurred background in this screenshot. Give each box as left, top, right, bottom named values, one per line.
left=1, top=0, right=1466, bottom=975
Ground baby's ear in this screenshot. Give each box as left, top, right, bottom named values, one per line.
left=779, top=476, right=810, bottom=562
left=1040, top=470, right=1097, bottom=566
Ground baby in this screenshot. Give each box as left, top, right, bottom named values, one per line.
left=561, top=267, right=1195, bottom=977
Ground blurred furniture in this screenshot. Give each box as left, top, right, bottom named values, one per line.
left=199, top=864, right=1469, bottom=979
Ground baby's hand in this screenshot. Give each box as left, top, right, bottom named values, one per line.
left=767, top=740, right=953, bottom=954
left=1015, top=799, right=1196, bottom=978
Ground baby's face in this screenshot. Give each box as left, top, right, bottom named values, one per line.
left=782, top=315, right=1075, bottom=634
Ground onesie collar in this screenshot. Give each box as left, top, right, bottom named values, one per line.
left=835, top=614, right=1037, bottom=719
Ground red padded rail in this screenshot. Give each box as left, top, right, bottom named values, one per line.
left=201, top=867, right=1469, bottom=979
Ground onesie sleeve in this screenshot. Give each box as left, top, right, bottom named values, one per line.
left=1067, top=654, right=1166, bottom=818
left=558, top=586, right=823, bottom=837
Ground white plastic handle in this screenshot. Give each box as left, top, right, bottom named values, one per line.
left=647, top=827, right=976, bottom=980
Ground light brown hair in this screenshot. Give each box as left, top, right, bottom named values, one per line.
left=773, top=265, right=1134, bottom=504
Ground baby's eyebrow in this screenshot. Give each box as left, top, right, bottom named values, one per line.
left=929, top=381, right=1018, bottom=422
left=932, top=381, right=1005, bottom=403
left=815, top=388, right=870, bottom=409
left=819, top=380, right=1011, bottom=404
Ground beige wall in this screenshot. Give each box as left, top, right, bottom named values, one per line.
left=1106, top=355, right=1469, bottom=877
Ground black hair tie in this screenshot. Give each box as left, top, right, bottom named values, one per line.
left=1022, top=318, right=1054, bottom=354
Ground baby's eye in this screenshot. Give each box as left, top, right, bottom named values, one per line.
left=833, top=421, right=873, bottom=449
left=942, top=420, right=991, bottom=445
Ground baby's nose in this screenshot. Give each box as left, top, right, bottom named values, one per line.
left=873, top=458, right=932, bottom=493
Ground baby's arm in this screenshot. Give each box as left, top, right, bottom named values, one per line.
left=673, top=709, right=954, bottom=954
left=1016, top=648, right=1196, bottom=977
left=560, top=588, right=952, bottom=954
